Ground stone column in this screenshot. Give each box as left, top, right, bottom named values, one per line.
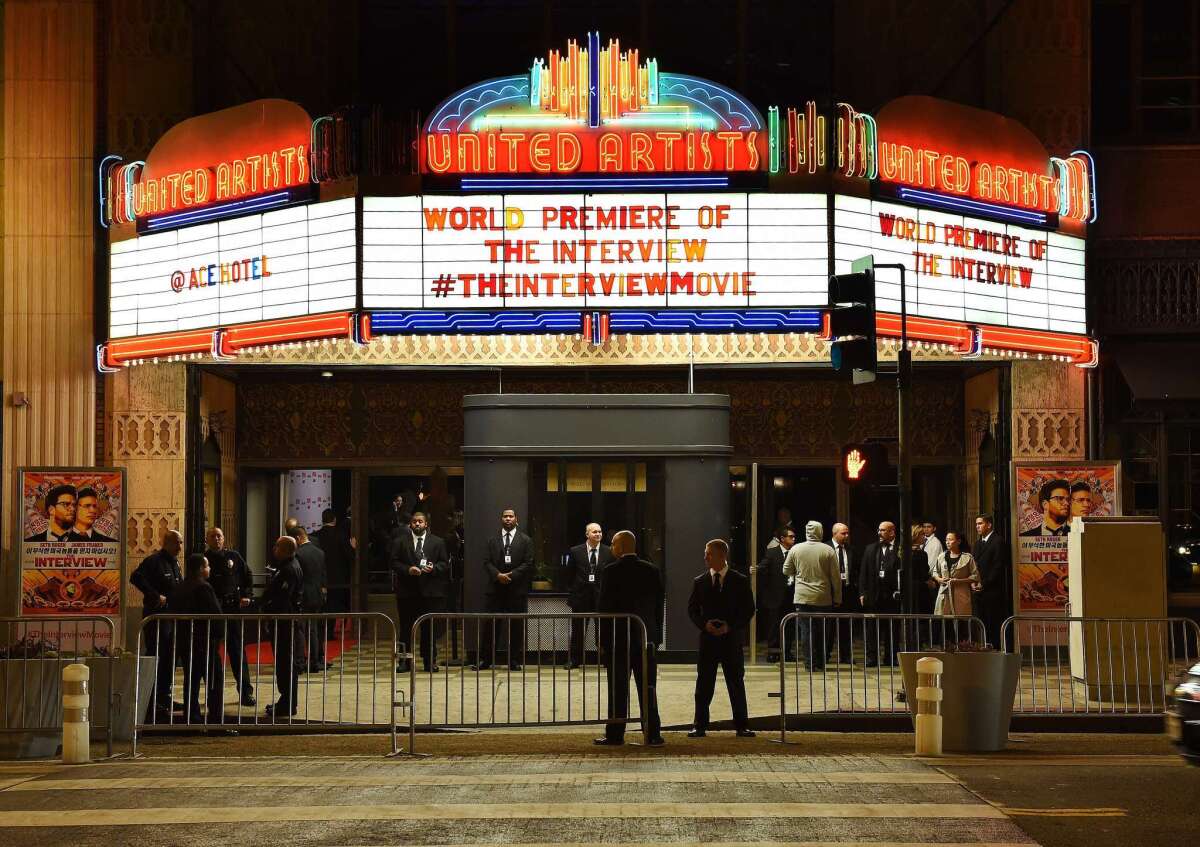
left=1010, top=361, right=1087, bottom=462
left=1, top=0, right=98, bottom=614
left=107, top=364, right=187, bottom=644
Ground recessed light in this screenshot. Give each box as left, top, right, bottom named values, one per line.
left=320, top=371, right=333, bottom=378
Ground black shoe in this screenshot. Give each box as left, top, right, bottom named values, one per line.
left=735, top=728, right=757, bottom=738
left=424, top=665, right=440, bottom=673
left=146, top=708, right=172, bottom=725
left=508, top=663, right=523, bottom=671
left=687, top=728, right=706, bottom=738
left=240, top=693, right=257, bottom=707
left=593, top=737, right=624, bottom=746
left=646, top=735, right=665, bottom=747
left=566, top=661, right=580, bottom=670
left=765, top=652, right=780, bottom=663
left=895, top=691, right=907, bottom=703
left=264, top=704, right=295, bottom=719
left=472, top=662, right=492, bottom=671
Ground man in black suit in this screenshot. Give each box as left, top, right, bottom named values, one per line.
left=477, top=508, right=535, bottom=670
left=312, top=509, right=355, bottom=613
left=858, top=521, right=902, bottom=666
left=565, top=522, right=615, bottom=668
left=391, top=511, right=450, bottom=672
left=288, top=526, right=328, bottom=672
left=830, top=522, right=859, bottom=662
left=204, top=527, right=256, bottom=707
left=973, top=513, right=1009, bottom=648
left=688, top=538, right=756, bottom=738
left=594, top=530, right=664, bottom=747
left=263, top=535, right=304, bottom=719
left=753, top=526, right=795, bottom=662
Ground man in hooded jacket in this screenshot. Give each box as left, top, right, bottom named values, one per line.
left=782, top=521, right=842, bottom=670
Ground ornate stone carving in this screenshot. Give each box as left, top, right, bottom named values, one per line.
left=126, top=508, right=184, bottom=566
left=111, top=412, right=184, bottom=459
left=1093, top=244, right=1200, bottom=335
left=1013, top=409, right=1085, bottom=459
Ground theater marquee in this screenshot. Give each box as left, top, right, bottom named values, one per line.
left=98, top=33, right=1098, bottom=368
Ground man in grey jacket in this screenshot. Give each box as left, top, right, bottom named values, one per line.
left=783, top=521, right=842, bottom=670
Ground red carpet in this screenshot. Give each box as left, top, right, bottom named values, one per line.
left=224, top=619, right=360, bottom=664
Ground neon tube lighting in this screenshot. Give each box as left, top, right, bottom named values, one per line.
left=896, top=187, right=1048, bottom=225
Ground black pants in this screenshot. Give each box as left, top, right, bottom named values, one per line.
left=304, top=605, right=327, bottom=670
left=694, top=633, right=749, bottom=730
left=144, top=616, right=177, bottom=718
left=479, top=592, right=527, bottom=666
left=836, top=589, right=860, bottom=661
left=396, top=594, right=445, bottom=668
left=568, top=603, right=598, bottom=665
left=273, top=621, right=300, bottom=713
left=179, top=634, right=223, bottom=720
left=759, top=598, right=789, bottom=653
left=605, top=643, right=660, bottom=741
left=863, top=608, right=899, bottom=665
left=216, top=616, right=254, bottom=696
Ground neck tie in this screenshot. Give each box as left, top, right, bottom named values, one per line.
left=713, top=571, right=721, bottom=591
left=838, top=546, right=847, bottom=580
left=415, top=535, right=424, bottom=557
left=589, top=548, right=597, bottom=569
left=503, top=533, right=511, bottom=554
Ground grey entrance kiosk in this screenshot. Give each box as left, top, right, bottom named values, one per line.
left=462, top=394, right=732, bottom=657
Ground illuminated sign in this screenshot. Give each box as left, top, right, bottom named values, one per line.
left=866, top=96, right=1095, bottom=223
left=103, top=99, right=312, bottom=225
left=834, top=195, right=1086, bottom=335
left=109, top=198, right=356, bottom=338
left=423, top=33, right=765, bottom=175
left=362, top=193, right=828, bottom=310
left=841, top=443, right=887, bottom=485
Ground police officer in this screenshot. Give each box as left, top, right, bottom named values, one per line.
left=203, top=527, right=256, bottom=707
left=130, top=530, right=184, bottom=723
left=263, top=535, right=304, bottom=719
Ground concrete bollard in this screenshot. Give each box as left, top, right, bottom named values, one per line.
left=62, top=663, right=90, bottom=764
left=914, top=655, right=943, bottom=756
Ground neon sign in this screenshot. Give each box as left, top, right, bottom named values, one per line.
left=103, top=100, right=313, bottom=226
left=422, top=33, right=765, bottom=175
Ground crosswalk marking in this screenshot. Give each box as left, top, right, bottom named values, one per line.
left=1000, top=807, right=1127, bottom=817
left=0, top=801, right=1006, bottom=827
left=4, top=770, right=957, bottom=791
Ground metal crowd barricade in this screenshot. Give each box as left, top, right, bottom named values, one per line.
left=1001, top=615, right=1200, bottom=715
left=778, top=611, right=987, bottom=742
left=406, top=613, right=652, bottom=754
left=0, top=616, right=117, bottom=757
left=132, top=612, right=401, bottom=756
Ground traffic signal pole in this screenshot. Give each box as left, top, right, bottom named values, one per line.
left=876, top=263, right=913, bottom=614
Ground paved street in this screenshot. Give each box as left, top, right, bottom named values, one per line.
left=0, top=750, right=1029, bottom=847
left=0, top=732, right=1192, bottom=847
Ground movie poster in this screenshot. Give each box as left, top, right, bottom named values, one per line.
left=1012, top=462, right=1120, bottom=613
left=19, top=468, right=125, bottom=620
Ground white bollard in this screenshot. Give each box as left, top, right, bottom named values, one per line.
left=62, top=663, right=90, bottom=764
left=914, top=655, right=943, bottom=756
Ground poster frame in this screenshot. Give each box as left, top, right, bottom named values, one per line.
left=1009, top=459, right=1122, bottom=616
left=15, top=465, right=127, bottom=621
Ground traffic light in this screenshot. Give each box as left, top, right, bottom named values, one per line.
left=828, top=266, right=877, bottom=385
left=841, top=442, right=889, bottom=485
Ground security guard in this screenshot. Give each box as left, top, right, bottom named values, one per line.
left=129, top=530, right=184, bottom=722
left=204, top=527, right=256, bottom=707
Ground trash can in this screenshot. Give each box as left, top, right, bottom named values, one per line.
left=899, top=650, right=1019, bottom=752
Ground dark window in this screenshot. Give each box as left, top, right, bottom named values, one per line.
left=1093, top=1, right=1200, bottom=142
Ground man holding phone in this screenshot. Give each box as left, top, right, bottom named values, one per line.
left=687, top=538, right=756, bottom=738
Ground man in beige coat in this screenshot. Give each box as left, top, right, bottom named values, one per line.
left=782, top=521, right=842, bottom=670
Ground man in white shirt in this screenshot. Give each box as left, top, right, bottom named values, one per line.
left=782, top=521, right=842, bottom=670
left=922, top=521, right=944, bottom=564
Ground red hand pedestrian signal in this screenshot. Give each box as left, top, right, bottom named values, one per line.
left=846, top=448, right=866, bottom=480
